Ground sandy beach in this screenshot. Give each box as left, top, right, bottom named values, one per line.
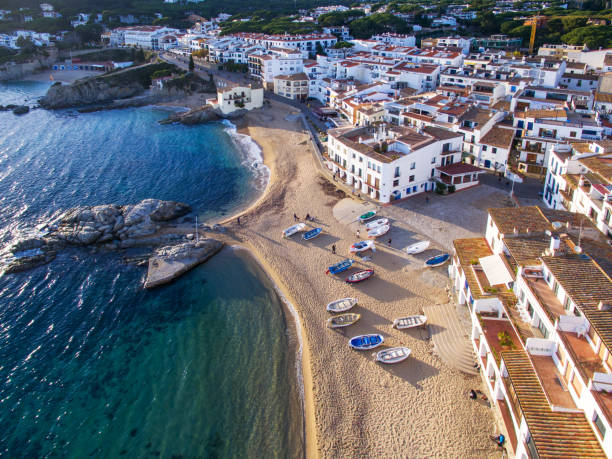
left=220, top=101, right=502, bottom=458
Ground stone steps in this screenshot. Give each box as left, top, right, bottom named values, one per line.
left=426, top=303, right=478, bottom=375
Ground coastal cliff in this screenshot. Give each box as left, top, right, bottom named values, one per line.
left=39, top=62, right=215, bottom=109
left=2, top=199, right=225, bottom=286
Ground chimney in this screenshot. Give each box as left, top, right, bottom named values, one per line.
left=598, top=301, right=611, bottom=311
left=359, top=137, right=363, bottom=144
left=549, top=235, right=560, bottom=255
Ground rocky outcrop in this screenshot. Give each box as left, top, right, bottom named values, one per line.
left=2, top=199, right=226, bottom=286
left=54, top=199, right=191, bottom=246
left=159, top=105, right=249, bottom=125
left=144, top=239, right=224, bottom=288
left=3, top=237, right=63, bottom=274
left=40, top=78, right=145, bottom=109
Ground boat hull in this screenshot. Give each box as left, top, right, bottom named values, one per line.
left=326, top=297, right=358, bottom=313
left=327, top=259, right=354, bottom=274
left=405, top=240, right=430, bottom=254
left=365, top=218, right=388, bottom=230
left=327, top=313, right=361, bottom=328
left=376, top=347, right=411, bottom=363
left=349, top=240, right=374, bottom=253
left=349, top=334, right=384, bottom=350
left=393, top=315, right=427, bottom=329
left=358, top=211, right=376, bottom=222
left=367, top=224, right=390, bottom=238
left=345, top=269, right=374, bottom=283
left=283, top=223, right=305, bottom=238
left=425, top=253, right=450, bottom=267
left=303, top=227, right=322, bottom=240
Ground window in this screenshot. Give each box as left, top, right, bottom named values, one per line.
left=442, top=142, right=450, bottom=152
left=492, top=147, right=497, bottom=154
left=564, top=296, right=572, bottom=311
left=394, top=167, right=400, bottom=178
left=431, top=157, right=436, bottom=164
left=393, top=179, right=399, bottom=186
left=570, top=131, right=576, bottom=138
left=482, top=146, right=487, bottom=152
left=410, top=162, right=416, bottom=170
left=409, top=175, right=415, bottom=182
left=594, top=413, right=607, bottom=439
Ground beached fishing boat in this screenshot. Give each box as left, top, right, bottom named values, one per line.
left=326, top=258, right=354, bottom=274
left=327, top=313, right=361, bottom=328
left=365, top=218, right=388, bottom=230
left=346, top=269, right=374, bottom=283
left=404, top=240, right=430, bottom=254
left=349, top=240, right=375, bottom=253
left=326, top=297, right=358, bottom=313
left=376, top=347, right=411, bottom=364
left=367, top=224, right=390, bottom=238
left=425, top=253, right=450, bottom=267
left=283, top=223, right=305, bottom=238
left=358, top=210, right=376, bottom=222
left=393, top=315, right=427, bottom=329
left=349, top=334, right=384, bottom=350
left=302, top=227, right=322, bottom=241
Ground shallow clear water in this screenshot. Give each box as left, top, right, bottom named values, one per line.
left=0, top=82, right=303, bottom=458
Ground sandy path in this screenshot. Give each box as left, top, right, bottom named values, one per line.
left=222, top=102, right=500, bottom=458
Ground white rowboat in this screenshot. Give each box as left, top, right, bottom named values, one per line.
left=326, top=297, right=358, bottom=313
left=365, top=218, right=389, bottom=230
left=367, top=224, right=390, bottom=238
left=349, top=240, right=375, bottom=253
left=376, top=347, right=411, bottom=364
left=283, top=223, right=305, bottom=238
left=393, top=315, right=427, bottom=329
left=327, top=313, right=361, bottom=328
left=404, top=240, right=430, bottom=254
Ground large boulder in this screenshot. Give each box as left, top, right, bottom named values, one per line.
left=150, top=201, right=191, bottom=222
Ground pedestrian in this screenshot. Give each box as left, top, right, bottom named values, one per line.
left=388, top=238, right=392, bottom=246
left=294, top=213, right=298, bottom=221
left=332, top=244, right=336, bottom=254
left=306, top=213, right=311, bottom=221
left=469, top=389, right=477, bottom=400
left=237, top=216, right=241, bottom=225
left=356, top=229, right=360, bottom=239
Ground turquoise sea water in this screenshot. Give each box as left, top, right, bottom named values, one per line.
left=0, top=82, right=303, bottom=458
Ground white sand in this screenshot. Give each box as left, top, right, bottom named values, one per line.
left=220, top=102, right=500, bottom=458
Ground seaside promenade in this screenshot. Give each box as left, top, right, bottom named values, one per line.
left=217, top=101, right=507, bottom=458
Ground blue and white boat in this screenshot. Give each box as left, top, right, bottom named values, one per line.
left=326, top=258, right=354, bottom=274
left=302, top=227, right=322, bottom=241
left=424, top=253, right=450, bottom=267
left=349, top=334, right=384, bottom=350
left=349, top=240, right=375, bottom=253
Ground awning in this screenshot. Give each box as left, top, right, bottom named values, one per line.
left=478, top=254, right=513, bottom=286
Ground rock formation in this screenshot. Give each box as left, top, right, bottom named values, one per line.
left=2, top=199, right=226, bottom=287
left=144, top=239, right=224, bottom=288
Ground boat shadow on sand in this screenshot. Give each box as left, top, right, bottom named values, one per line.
left=343, top=272, right=411, bottom=303
left=375, top=354, right=440, bottom=390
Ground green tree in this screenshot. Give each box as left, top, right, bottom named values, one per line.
left=562, top=25, right=612, bottom=49
left=315, top=42, right=326, bottom=56
left=75, top=23, right=102, bottom=44
left=189, top=55, right=195, bottom=71
left=15, top=36, right=37, bottom=53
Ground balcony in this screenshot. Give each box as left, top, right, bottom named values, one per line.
left=524, top=276, right=566, bottom=323
left=480, top=318, right=522, bottom=364
left=530, top=354, right=578, bottom=410
left=558, top=330, right=606, bottom=382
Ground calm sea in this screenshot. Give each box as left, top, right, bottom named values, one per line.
left=0, top=81, right=303, bottom=458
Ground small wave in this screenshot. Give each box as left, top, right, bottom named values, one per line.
left=221, top=120, right=270, bottom=193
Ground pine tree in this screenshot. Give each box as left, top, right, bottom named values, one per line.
left=189, top=55, right=195, bottom=72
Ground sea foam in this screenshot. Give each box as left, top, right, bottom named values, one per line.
left=221, top=119, right=270, bottom=192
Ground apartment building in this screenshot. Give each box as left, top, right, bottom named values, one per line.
left=213, top=84, right=264, bottom=115
left=110, top=26, right=179, bottom=49
left=326, top=123, right=475, bottom=203
left=450, top=205, right=612, bottom=458
left=248, top=48, right=304, bottom=89
left=232, top=32, right=337, bottom=58
left=273, top=73, right=309, bottom=101
left=543, top=140, right=612, bottom=236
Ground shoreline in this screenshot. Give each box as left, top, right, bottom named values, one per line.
left=214, top=100, right=499, bottom=457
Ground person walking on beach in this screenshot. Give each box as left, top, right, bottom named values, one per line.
left=356, top=229, right=360, bottom=239
left=237, top=216, right=241, bottom=225
left=294, top=213, right=298, bottom=221
left=387, top=238, right=392, bottom=247
left=331, top=244, right=336, bottom=254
